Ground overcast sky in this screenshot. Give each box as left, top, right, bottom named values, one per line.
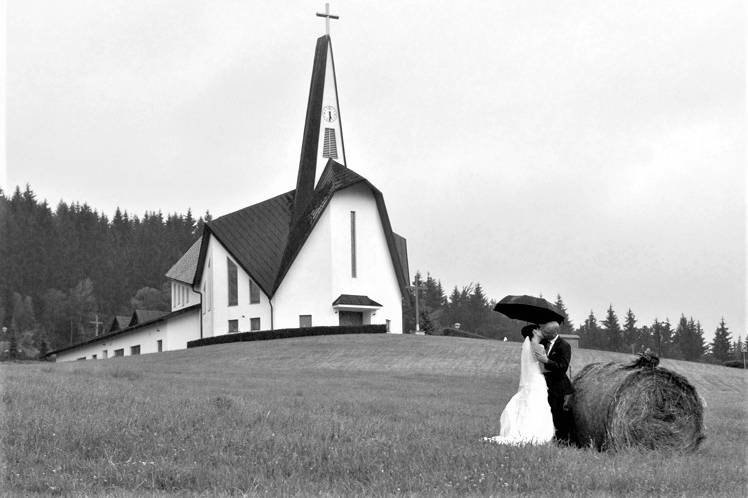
left=4, top=1, right=745, bottom=341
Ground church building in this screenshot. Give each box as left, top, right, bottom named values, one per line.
left=51, top=17, right=410, bottom=362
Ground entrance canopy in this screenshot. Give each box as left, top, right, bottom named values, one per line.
left=332, top=294, right=382, bottom=312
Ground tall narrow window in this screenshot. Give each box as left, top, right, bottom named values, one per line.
left=157, top=340, right=162, bottom=352
left=207, top=258, right=213, bottom=311
left=102, top=350, right=108, bottom=359
left=227, top=258, right=238, bottom=306
left=323, top=128, right=338, bottom=159
left=350, top=211, right=357, bottom=278
left=249, top=278, right=260, bottom=304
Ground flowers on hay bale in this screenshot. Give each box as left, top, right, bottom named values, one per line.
left=571, top=351, right=705, bottom=452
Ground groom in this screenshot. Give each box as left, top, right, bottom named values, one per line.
left=533, top=321, right=574, bottom=443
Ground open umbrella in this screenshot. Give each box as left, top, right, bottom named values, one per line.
left=493, top=295, right=564, bottom=325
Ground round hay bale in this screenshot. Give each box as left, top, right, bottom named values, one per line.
left=571, top=356, right=705, bottom=452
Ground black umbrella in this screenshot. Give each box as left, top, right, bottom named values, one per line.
left=493, top=295, right=564, bottom=325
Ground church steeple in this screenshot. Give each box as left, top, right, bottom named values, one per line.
left=293, top=6, right=346, bottom=226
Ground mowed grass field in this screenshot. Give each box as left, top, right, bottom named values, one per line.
left=2, top=334, right=746, bottom=497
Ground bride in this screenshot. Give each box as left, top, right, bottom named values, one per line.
left=484, top=325, right=555, bottom=445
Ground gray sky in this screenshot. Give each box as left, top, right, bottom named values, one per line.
left=5, top=1, right=746, bottom=342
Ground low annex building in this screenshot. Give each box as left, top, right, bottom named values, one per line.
left=51, top=30, right=409, bottom=362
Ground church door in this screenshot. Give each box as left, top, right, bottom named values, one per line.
left=338, top=311, right=363, bottom=326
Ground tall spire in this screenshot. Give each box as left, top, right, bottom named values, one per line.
left=292, top=12, right=347, bottom=226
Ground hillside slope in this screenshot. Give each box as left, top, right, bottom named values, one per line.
left=52, top=333, right=745, bottom=395
left=4, top=334, right=746, bottom=496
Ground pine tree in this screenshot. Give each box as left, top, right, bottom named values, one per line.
left=578, top=310, right=600, bottom=349
left=731, top=336, right=744, bottom=362
left=660, top=318, right=674, bottom=357
left=622, top=308, right=639, bottom=353
left=711, top=318, right=732, bottom=363
left=554, top=294, right=574, bottom=335
left=601, top=305, right=623, bottom=352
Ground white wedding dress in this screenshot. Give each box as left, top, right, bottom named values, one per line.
left=484, top=337, right=555, bottom=445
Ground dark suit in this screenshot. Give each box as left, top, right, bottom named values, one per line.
left=542, top=336, right=574, bottom=442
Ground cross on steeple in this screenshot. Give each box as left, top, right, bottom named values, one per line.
left=316, top=3, right=339, bottom=36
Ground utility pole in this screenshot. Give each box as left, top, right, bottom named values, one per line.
left=408, top=281, right=424, bottom=334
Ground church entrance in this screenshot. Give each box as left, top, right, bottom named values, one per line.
left=338, top=311, right=363, bottom=326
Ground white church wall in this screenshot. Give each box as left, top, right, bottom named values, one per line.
left=273, top=183, right=403, bottom=333
left=55, top=308, right=200, bottom=362
left=273, top=202, right=334, bottom=329
left=329, top=184, right=403, bottom=334
left=199, top=234, right=272, bottom=336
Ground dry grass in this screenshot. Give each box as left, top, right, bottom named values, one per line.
left=1, top=335, right=746, bottom=497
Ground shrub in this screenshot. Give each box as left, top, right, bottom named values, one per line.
left=723, top=360, right=745, bottom=369
left=187, top=324, right=386, bottom=348
left=440, top=328, right=488, bottom=340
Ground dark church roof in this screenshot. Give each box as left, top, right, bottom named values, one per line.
left=172, top=161, right=408, bottom=300
left=108, top=315, right=131, bottom=333
left=130, top=309, right=168, bottom=327
left=165, top=237, right=202, bottom=284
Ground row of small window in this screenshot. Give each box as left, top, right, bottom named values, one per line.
left=226, top=315, right=312, bottom=334
left=77, top=340, right=163, bottom=360
left=227, top=258, right=261, bottom=307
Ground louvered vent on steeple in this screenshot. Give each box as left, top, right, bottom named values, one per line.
left=323, top=128, right=338, bottom=159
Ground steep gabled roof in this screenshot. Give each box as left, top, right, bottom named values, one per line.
left=176, top=162, right=408, bottom=301
left=130, top=309, right=168, bottom=327
left=108, top=315, right=130, bottom=333
left=274, top=160, right=408, bottom=295
left=193, top=191, right=295, bottom=297
left=166, top=237, right=202, bottom=284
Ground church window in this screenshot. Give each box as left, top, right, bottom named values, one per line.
left=227, top=258, right=238, bottom=306
left=250, top=317, right=261, bottom=331
left=386, top=319, right=391, bottom=333
left=299, top=315, right=312, bottom=328
left=323, top=128, right=338, bottom=159
left=157, top=340, right=162, bottom=352
left=350, top=211, right=357, bottom=278
left=130, top=345, right=140, bottom=356
left=249, top=278, right=260, bottom=304
left=114, top=349, right=124, bottom=357
left=228, top=319, right=239, bottom=333
left=207, top=258, right=213, bottom=311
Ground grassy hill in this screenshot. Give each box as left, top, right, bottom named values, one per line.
left=2, top=334, right=746, bottom=496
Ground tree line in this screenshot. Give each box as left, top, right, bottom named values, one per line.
left=403, top=271, right=744, bottom=366
left=1, top=184, right=743, bottom=367
left=0, top=185, right=208, bottom=356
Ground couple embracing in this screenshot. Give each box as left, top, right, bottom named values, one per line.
left=485, top=321, right=574, bottom=446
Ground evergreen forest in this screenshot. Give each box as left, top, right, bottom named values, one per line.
left=0, top=185, right=743, bottom=366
